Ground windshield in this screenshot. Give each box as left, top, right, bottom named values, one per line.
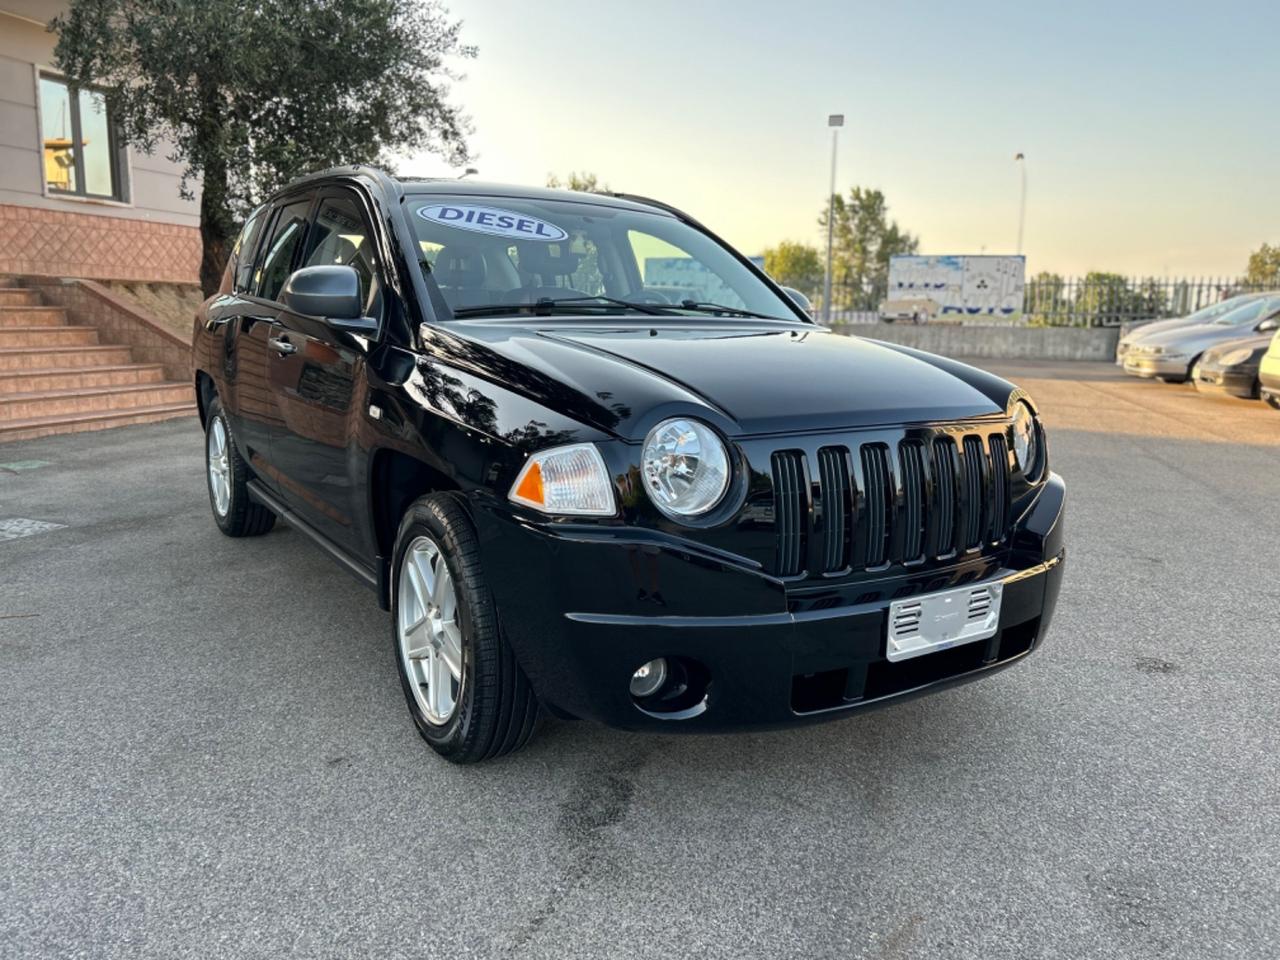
left=407, top=195, right=798, bottom=321
left=1188, top=295, right=1254, bottom=324
left=1213, top=295, right=1280, bottom=325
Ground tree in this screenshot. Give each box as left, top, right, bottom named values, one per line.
left=1245, top=243, right=1280, bottom=286
left=54, top=0, right=475, bottom=295
left=818, top=187, right=918, bottom=310
left=546, top=172, right=608, bottom=192
left=762, top=241, right=823, bottom=296
left=1024, top=271, right=1066, bottom=324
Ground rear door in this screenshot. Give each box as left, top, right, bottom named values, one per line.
left=265, top=187, right=384, bottom=558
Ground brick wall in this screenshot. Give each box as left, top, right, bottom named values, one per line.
left=0, top=203, right=200, bottom=283
left=26, top=278, right=193, bottom=382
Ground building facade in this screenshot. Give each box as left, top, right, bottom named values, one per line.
left=0, top=1, right=200, bottom=282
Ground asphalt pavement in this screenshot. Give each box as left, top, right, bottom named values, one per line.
left=2, top=361, right=1279, bottom=959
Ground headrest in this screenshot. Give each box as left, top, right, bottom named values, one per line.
left=517, top=242, right=580, bottom=281
left=433, top=245, right=487, bottom=288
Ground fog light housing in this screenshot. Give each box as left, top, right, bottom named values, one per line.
left=629, top=658, right=668, bottom=699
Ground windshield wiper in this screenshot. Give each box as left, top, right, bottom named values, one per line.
left=452, top=296, right=672, bottom=319
left=674, top=300, right=789, bottom=320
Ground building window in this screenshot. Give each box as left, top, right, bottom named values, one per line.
left=38, top=73, right=127, bottom=202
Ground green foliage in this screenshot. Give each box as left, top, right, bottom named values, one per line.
left=53, top=0, right=474, bottom=294
left=762, top=241, right=823, bottom=296
left=1073, top=271, right=1165, bottom=324
left=1024, top=271, right=1065, bottom=323
left=1246, top=243, right=1280, bottom=286
left=546, top=172, right=608, bottom=193
left=818, top=187, right=918, bottom=309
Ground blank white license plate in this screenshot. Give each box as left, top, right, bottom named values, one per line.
left=886, top=581, right=1003, bottom=662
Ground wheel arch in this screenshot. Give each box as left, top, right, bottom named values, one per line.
left=194, top=369, right=217, bottom=427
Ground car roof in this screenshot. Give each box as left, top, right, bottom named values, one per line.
left=395, top=177, right=676, bottom=216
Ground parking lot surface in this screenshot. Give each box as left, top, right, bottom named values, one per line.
left=2, top=361, right=1278, bottom=959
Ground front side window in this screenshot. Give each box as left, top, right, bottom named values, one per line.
left=38, top=74, right=125, bottom=201
left=302, top=194, right=383, bottom=318
left=407, top=195, right=797, bottom=321
left=254, top=198, right=312, bottom=302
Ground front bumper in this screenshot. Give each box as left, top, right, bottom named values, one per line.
left=1124, top=354, right=1190, bottom=379
left=1192, top=364, right=1258, bottom=398
left=475, top=473, right=1067, bottom=733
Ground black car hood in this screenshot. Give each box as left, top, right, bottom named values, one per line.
left=431, top=319, right=1010, bottom=440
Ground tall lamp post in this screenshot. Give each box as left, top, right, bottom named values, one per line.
left=1014, top=152, right=1027, bottom=256
left=823, top=113, right=844, bottom=324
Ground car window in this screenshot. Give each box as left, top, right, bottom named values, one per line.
left=1214, top=296, right=1280, bottom=325
left=407, top=195, right=795, bottom=320
left=230, top=205, right=267, bottom=294
left=303, top=193, right=383, bottom=318
left=255, top=197, right=313, bottom=302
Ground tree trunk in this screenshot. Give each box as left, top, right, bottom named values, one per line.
left=198, top=152, right=233, bottom=299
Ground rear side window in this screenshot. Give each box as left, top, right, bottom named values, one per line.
left=230, top=205, right=267, bottom=294
left=254, top=197, right=313, bottom=302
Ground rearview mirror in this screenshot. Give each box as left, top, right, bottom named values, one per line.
left=780, top=286, right=813, bottom=316
left=283, top=265, right=365, bottom=323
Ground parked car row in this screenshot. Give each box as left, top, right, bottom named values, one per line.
left=1117, top=292, right=1280, bottom=409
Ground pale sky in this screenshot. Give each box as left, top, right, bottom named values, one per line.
left=403, top=0, right=1279, bottom=278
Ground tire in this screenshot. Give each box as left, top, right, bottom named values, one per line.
left=205, top=397, right=276, bottom=537
left=391, top=493, right=539, bottom=763
left=1264, top=394, right=1280, bottom=410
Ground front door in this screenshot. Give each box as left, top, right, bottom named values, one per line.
left=266, top=188, right=384, bottom=559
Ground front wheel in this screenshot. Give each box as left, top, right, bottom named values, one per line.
left=391, top=494, right=539, bottom=763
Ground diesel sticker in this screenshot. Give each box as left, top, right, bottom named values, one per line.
left=416, top=204, right=569, bottom=242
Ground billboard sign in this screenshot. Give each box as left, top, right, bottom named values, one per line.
left=885, top=255, right=1026, bottom=322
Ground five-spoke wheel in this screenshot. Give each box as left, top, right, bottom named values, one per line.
left=397, top=536, right=464, bottom=725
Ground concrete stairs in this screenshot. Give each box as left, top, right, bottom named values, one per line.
left=0, top=283, right=195, bottom=442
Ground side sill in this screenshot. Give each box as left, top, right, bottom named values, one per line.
left=246, top=480, right=379, bottom=594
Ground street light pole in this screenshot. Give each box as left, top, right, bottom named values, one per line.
left=823, top=114, right=844, bottom=324
left=1015, top=152, right=1027, bottom=256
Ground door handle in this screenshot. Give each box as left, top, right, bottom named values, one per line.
left=268, top=336, right=297, bottom=356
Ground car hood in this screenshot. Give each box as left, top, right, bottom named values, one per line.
left=1137, top=323, right=1263, bottom=351
left=1122, top=316, right=1200, bottom=343
left=430, top=319, right=1010, bottom=439
left=1200, top=333, right=1273, bottom=363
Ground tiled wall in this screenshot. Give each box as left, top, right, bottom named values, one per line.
left=0, top=203, right=200, bottom=283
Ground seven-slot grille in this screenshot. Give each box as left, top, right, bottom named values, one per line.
left=771, top=429, right=1014, bottom=579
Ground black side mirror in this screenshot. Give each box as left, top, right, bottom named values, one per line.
left=283, top=265, right=371, bottom=330
left=780, top=286, right=813, bottom=316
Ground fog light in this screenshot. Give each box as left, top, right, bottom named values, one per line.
left=629, top=658, right=667, bottom=698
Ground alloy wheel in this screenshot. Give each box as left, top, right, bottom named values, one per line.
left=397, top=536, right=464, bottom=725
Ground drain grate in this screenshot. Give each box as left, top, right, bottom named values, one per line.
left=0, top=518, right=67, bottom=541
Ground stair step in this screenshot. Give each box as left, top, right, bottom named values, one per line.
left=0, top=326, right=99, bottom=347
left=0, top=364, right=166, bottom=395
left=0, top=307, right=67, bottom=328
left=0, top=289, right=41, bottom=306
left=0, top=401, right=197, bottom=443
left=0, top=382, right=194, bottom=421
left=0, top=345, right=135, bottom=370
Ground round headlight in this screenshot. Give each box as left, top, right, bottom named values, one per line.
left=641, top=418, right=730, bottom=518
left=1011, top=401, right=1039, bottom=476
left=1219, top=347, right=1253, bottom=366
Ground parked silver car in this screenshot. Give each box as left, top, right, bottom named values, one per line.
left=1115, top=292, right=1271, bottom=363
left=1122, top=294, right=1280, bottom=382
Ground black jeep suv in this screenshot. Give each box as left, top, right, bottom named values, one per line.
left=192, top=168, right=1066, bottom=763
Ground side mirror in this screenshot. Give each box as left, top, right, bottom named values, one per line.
left=780, top=286, right=813, bottom=316
left=1258, top=316, right=1279, bottom=333
left=282, top=265, right=368, bottom=327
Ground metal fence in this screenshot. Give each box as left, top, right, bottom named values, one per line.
left=807, top=275, right=1272, bottom=328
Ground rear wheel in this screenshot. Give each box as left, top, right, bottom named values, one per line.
left=1264, top=393, right=1280, bottom=410
left=391, top=493, right=539, bottom=763
left=205, top=397, right=275, bottom=537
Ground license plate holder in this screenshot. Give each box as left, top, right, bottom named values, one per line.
left=886, top=581, right=1003, bottom=662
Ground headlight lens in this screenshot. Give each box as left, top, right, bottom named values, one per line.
left=641, top=418, right=730, bottom=517
left=509, top=443, right=616, bottom=516
left=1220, top=347, right=1253, bottom=366
left=1011, top=401, right=1039, bottom=477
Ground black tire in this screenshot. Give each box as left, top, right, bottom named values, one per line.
left=1264, top=394, right=1280, bottom=410
left=391, top=493, right=539, bottom=763
left=205, top=397, right=276, bottom=537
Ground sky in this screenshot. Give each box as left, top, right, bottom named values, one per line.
left=402, top=0, right=1280, bottom=278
